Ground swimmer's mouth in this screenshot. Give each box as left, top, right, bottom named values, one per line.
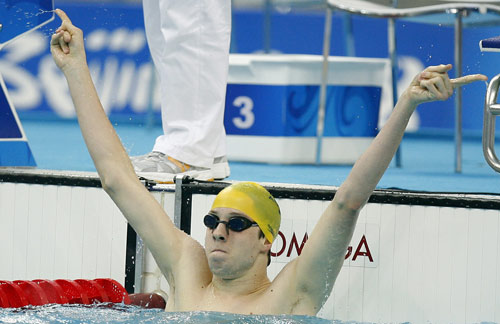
left=212, top=249, right=227, bottom=253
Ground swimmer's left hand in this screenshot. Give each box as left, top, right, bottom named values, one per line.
left=405, top=64, right=487, bottom=105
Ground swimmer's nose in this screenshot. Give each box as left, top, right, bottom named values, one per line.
left=212, top=223, right=228, bottom=241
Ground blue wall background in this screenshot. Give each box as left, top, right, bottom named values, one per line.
left=2, top=1, right=500, bottom=135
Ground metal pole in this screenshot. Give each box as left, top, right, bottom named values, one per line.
left=263, top=0, right=272, bottom=53
left=454, top=10, right=463, bottom=173
left=230, top=0, right=237, bottom=53
left=145, top=61, right=156, bottom=129
left=342, top=13, right=355, bottom=56
left=388, top=17, right=402, bottom=167
left=174, top=175, right=184, bottom=229
left=316, top=7, right=332, bottom=164
left=483, top=74, right=500, bottom=172
left=134, top=235, right=144, bottom=293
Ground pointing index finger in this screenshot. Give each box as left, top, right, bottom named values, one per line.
left=54, top=8, right=81, bottom=36
left=451, top=74, right=488, bottom=87
left=55, top=8, right=72, bottom=24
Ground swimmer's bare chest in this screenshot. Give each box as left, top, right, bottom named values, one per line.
left=165, top=280, right=312, bottom=315
left=163, top=249, right=315, bottom=315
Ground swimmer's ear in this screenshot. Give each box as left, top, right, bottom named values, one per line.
left=262, top=239, right=272, bottom=251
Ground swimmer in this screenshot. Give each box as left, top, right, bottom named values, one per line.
left=50, top=9, right=487, bottom=315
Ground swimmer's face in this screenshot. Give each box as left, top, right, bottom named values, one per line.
left=204, top=207, right=269, bottom=279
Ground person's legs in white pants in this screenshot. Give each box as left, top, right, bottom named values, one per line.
left=134, top=0, right=231, bottom=180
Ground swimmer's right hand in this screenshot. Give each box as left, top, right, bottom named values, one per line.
left=50, top=9, right=87, bottom=73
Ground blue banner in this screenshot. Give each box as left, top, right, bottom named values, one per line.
left=2, top=2, right=499, bottom=134
left=0, top=84, right=22, bottom=138
left=225, top=84, right=381, bottom=137
left=0, top=79, right=36, bottom=166
left=0, top=0, right=54, bottom=47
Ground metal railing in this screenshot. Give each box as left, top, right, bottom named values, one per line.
left=324, top=0, right=500, bottom=171
left=483, top=74, right=500, bottom=172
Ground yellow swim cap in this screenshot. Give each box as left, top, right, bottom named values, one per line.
left=211, top=182, right=281, bottom=243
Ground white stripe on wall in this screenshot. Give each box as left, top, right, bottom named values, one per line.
left=3, top=179, right=500, bottom=323
left=0, top=182, right=128, bottom=284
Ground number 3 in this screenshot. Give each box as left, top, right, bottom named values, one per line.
left=232, top=96, right=254, bottom=129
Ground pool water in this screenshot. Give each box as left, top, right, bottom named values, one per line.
left=0, top=304, right=335, bottom=324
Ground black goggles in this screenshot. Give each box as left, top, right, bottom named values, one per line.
left=203, top=214, right=259, bottom=232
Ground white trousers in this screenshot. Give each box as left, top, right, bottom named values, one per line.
left=143, top=0, right=231, bottom=168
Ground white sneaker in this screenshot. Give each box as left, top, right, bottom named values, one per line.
left=130, top=152, right=230, bottom=183
left=212, top=156, right=231, bottom=180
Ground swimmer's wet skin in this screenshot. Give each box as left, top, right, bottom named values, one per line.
left=50, top=7, right=487, bottom=316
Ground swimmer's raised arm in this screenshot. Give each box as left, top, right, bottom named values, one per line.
left=284, top=64, right=487, bottom=311
left=50, top=9, right=208, bottom=283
